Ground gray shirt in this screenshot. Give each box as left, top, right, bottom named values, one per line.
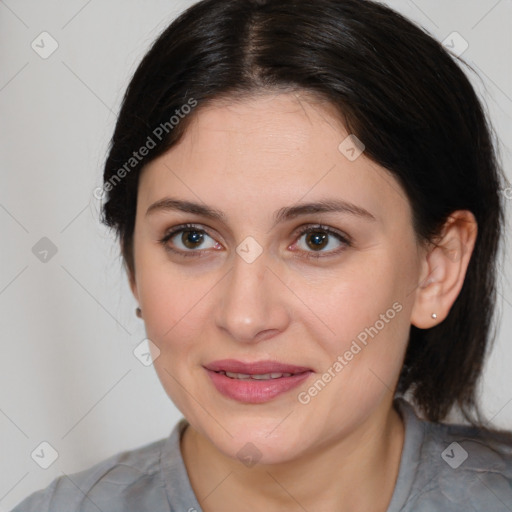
left=11, top=398, right=512, bottom=511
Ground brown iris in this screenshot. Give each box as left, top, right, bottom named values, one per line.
left=181, top=229, right=205, bottom=249
left=305, top=230, right=328, bottom=251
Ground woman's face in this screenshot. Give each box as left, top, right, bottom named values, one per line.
left=130, top=91, right=425, bottom=464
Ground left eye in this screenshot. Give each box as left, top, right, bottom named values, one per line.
left=291, top=225, right=351, bottom=258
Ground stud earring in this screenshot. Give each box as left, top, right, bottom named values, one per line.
left=136, top=307, right=142, bottom=318
left=431, top=313, right=437, bottom=319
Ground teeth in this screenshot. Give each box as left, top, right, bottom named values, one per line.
left=251, top=373, right=273, bottom=380
left=222, top=371, right=293, bottom=380
left=225, top=371, right=251, bottom=379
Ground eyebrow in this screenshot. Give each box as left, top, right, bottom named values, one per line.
left=145, top=197, right=377, bottom=227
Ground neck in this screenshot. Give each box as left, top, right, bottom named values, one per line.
left=180, top=398, right=405, bottom=512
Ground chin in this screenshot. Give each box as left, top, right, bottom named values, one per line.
left=224, top=436, right=303, bottom=467
left=204, top=417, right=307, bottom=466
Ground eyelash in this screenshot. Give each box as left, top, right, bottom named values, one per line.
left=158, top=223, right=352, bottom=260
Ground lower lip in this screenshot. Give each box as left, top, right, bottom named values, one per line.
left=205, top=369, right=313, bottom=403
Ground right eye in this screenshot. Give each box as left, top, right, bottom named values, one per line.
left=158, top=223, right=223, bottom=257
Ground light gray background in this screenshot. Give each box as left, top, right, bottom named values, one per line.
left=1, top=0, right=511, bottom=509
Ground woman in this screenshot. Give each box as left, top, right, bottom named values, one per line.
left=12, top=0, right=512, bottom=510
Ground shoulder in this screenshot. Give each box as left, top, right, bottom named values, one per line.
left=10, top=423, right=183, bottom=512
left=397, top=398, right=512, bottom=511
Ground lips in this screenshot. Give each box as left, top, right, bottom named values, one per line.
left=204, top=359, right=313, bottom=403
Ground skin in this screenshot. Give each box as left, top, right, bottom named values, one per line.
left=128, top=91, right=477, bottom=511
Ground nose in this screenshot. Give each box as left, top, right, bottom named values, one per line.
left=214, top=248, right=290, bottom=344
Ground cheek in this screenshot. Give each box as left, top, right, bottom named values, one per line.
left=302, top=253, right=401, bottom=330
left=303, top=252, right=412, bottom=379
left=136, top=248, right=215, bottom=340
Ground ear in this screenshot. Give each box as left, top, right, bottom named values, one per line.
left=411, top=210, right=478, bottom=329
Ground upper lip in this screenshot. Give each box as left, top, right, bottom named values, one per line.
left=204, top=359, right=312, bottom=375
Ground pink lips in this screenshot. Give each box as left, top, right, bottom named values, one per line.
left=204, top=359, right=313, bottom=404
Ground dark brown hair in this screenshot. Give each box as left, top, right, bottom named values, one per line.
left=100, top=0, right=507, bottom=425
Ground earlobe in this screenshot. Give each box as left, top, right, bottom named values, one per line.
left=410, top=210, right=478, bottom=329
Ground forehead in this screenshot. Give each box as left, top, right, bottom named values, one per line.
left=137, top=91, right=412, bottom=229
left=175, top=91, right=347, bottom=160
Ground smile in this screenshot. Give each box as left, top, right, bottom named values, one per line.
left=216, top=371, right=295, bottom=380
left=205, top=365, right=313, bottom=403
